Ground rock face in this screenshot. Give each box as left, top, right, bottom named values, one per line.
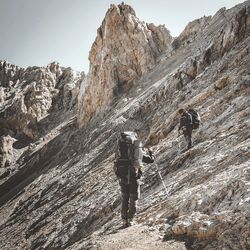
left=0, top=61, right=84, bottom=139
left=0, top=2, right=250, bottom=250
left=78, top=3, right=172, bottom=127
left=0, top=61, right=84, bottom=186
left=0, top=135, right=16, bottom=168
left=172, top=16, right=212, bottom=49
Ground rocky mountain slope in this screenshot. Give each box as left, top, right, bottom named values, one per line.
left=0, top=2, right=249, bottom=250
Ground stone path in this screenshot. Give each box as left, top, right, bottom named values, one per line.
left=94, top=224, right=186, bottom=250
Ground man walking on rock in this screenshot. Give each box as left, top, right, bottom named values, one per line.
left=178, top=108, right=193, bottom=150
left=114, top=131, right=154, bottom=228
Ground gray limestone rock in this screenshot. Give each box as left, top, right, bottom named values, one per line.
left=0, top=61, right=84, bottom=139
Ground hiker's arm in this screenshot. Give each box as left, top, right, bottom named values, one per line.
left=178, top=125, right=181, bottom=133
left=142, top=148, right=155, bottom=164
left=178, top=117, right=184, bottom=133
left=179, top=116, right=184, bottom=129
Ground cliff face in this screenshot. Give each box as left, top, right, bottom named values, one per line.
left=0, top=61, right=84, bottom=139
left=0, top=2, right=250, bottom=250
left=78, top=3, right=172, bottom=127
left=0, top=61, right=84, bottom=175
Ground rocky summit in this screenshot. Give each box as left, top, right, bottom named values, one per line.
left=0, top=2, right=249, bottom=250
left=78, top=3, right=172, bottom=127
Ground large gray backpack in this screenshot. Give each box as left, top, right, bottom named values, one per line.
left=188, top=109, right=201, bottom=129
left=114, top=132, right=144, bottom=178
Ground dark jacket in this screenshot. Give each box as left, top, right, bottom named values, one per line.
left=179, top=112, right=192, bottom=130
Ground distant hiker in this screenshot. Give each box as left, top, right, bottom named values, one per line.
left=178, top=108, right=193, bottom=149
left=114, top=131, right=154, bottom=228
left=178, top=107, right=201, bottom=150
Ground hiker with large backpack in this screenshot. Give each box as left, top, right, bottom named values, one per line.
left=114, top=131, right=154, bottom=228
left=178, top=107, right=200, bottom=150
left=178, top=108, right=193, bottom=149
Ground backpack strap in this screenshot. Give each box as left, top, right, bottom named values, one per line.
left=186, top=112, right=193, bottom=125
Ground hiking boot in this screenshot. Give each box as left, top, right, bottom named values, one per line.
left=122, top=219, right=129, bottom=228
left=127, top=218, right=132, bottom=227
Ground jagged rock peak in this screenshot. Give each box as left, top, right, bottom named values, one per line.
left=110, top=2, right=136, bottom=16
left=78, top=3, right=173, bottom=127
left=0, top=61, right=84, bottom=139
left=0, top=60, right=24, bottom=88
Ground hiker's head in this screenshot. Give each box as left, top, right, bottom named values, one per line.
left=120, top=132, right=126, bottom=139
left=121, top=131, right=138, bottom=139
left=178, top=109, right=185, bottom=115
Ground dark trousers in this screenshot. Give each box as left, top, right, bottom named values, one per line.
left=120, top=178, right=138, bottom=220
left=183, top=126, right=192, bottom=148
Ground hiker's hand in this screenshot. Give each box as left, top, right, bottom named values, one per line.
left=148, top=149, right=153, bottom=157
left=136, top=168, right=142, bottom=179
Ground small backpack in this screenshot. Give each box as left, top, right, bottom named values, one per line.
left=114, top=132, right=144, bottom=179
left=188, top=109, right=201, bottom=129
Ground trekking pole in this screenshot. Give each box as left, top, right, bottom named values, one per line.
left=137, top=179, right=144, bottom=200
left=177, top=136, right=182, bottom=155
left=138, top=181, right=141, bottom=199
left=154, top=163, right=169, bottom=196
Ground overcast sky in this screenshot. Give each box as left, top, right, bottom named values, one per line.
left=0, top=0, right=245, bottom=72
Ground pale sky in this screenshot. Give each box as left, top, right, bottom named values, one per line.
left=0, top=0, right=245, bottom=72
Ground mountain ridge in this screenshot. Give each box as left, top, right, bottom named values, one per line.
left=0, top=1, right=249, bottom=249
